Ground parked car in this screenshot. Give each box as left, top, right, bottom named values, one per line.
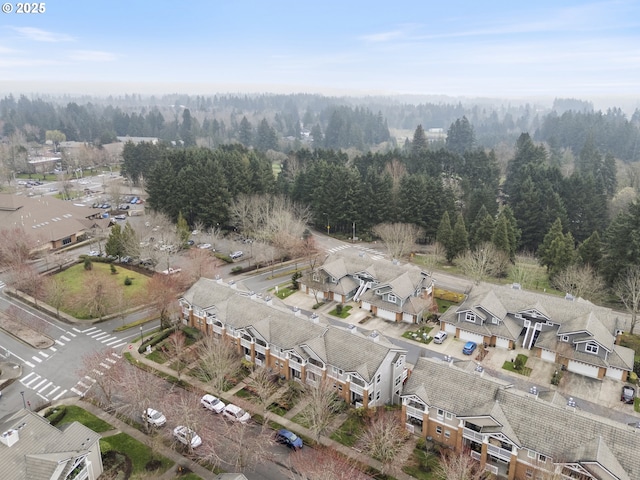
left=200, top=394, right=225, bottom=413
left=222, top=404, right=251, bottom=423
left=462, top=341, right=477, bottom=355
left=230, top=251, right=244, bottom=259
left=114, top=214, right=126, bottom=220
left=142, top=408, right=166, bottom=427
left=275, top=429, right=303, bottom=450
left=197, top=243, right=212, bottom=249
left=161, top=267, right=182, bottom=275
left=622, top=385, right=636, bottom=404
left=173, top=426, right=202, bottom=448
left=130, top=197, right=138, bottom=204
left=433, top=331, right=448, bottom=344
left=88, top=250, right=99, bottom=256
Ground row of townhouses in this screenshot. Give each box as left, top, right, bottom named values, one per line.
left=298, top=250, right=435, bottom=324
left=440, top=284, right=635, bottom=382
left=402, top=357, right=640, bottom=480
left=178, top=250, right=640, bottom=480
left=180, top=278, right=408, bottom=408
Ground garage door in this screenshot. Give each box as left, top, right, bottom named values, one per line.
left=605, top=367, right=625, bottom=380
left=495, top=337, right=510, bottom=349
left=402, top=312, right=415, bottom=323
left=378, top=308, right=396, bottom=321
left=444, top=322, right=457, bottom=334
left=459, top=331, right=484, bottom=344
left=361, top=301, right=371, bottom=311
left=540, top=349, right=556, bottom=363
left=567, top=360, right=600, bottom=378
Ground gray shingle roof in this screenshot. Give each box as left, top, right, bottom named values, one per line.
left=0, top=409, right=100, bottom=480
left=403, top=358, right=640, bottom=479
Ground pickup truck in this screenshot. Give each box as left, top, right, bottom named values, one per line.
left=161, top=267, right=182, bottom=275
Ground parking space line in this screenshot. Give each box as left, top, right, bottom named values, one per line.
left=31, top=356, right=42, bottom=363
left=39, top=351, right=49, bottom=358
left=60, top=335, right=71, bottom=342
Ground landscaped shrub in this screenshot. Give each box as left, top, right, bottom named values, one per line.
left=110, top=264, right=117, bottom=274
left=335, top=304, right=343, bottom=315
left=84, top=258, right=92, bottom=270
left=44, top=406, right=67, bottom=425
left=124, top=276, right=132, bottom=286
left=138, top=329, right=174, bottom=353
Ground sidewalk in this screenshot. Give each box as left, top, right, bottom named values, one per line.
left=128, top=341, right=416, bottom=480
left=71, top=398, right=217, bottom=480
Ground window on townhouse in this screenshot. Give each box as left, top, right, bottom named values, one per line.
left=445, top=412, right=453, bottom=420
left=331, top=276, right=337, bottom=283
left=332, top=366, right=343, bottom=376
left=527, top=450, right=536, bottom=459
left=465, top=311, right=476, bottom=323
left=561, top=335, right=569, bottom=342
left=525, top=469, right=533, bottom=479
left=437, top=408, right=444, bottom=419
left=444, top=430, right=451, bottom=439
left=388, top=293, right=397, bottom=303
left=585, top=342, right=599, bottom=354
left=436, top=426, right=442, bottom=435
left=312, top=272, right=319, bottom=282
left=376, top=391, right=380, bottom=400
left=491, top=317, right=499, bottom=324
left=538, top=454, right=547, bottom=463
left=395, top=375, right=402, bottom=385
left=376, top=374, right=381, bottom=383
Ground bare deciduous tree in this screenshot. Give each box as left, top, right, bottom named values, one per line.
left=145, top=274, right=182, bottom=329
left=552, top=264, right=605, bottom=303
left=78, top=271, right=116, bottom=321
left=358, top=408, right=410, bottom=475
left=166, top=330, right=187, bottom=380
left=43, top=276, right=68, bottom=319
left=0, top=226, right=35, bottom=268
left=193, top=333, right=243, bottom=393
left=508, top=251, right=536, bottom=288
left=288, top=445, right=371, bottom=480
left=373, top=222, right=422, bottom=261
left=434, top=448, right=486, bottom=480
left=78, top=349, right=127, bottom=411
left=245, top=365, right=281, bottom=420
left=298, top=379, right=342, bottom=443
left=456, top=242, right=510, bottom=284
left=117, top=362, right=167, bottom=434
left=614, top=265, right=640, bottom=334
left=184, top=247, right=218, bottom=282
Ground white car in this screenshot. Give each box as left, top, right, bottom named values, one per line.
left=222, top=404, right=251, bottom=424
left=433, top=331, right=448, bottom=344
left=230, top=251, right=243, bottom=259
left=88, top=250, right=100, bottom=256
left=142, top=408, right=166, bottom=427
left=201, top=394, right=225, bottom=413
left=173, top=425, right=202, bottom=448
left=197, top=243, right=212, bottom=249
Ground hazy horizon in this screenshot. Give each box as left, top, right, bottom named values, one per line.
left=1, top=1, right=639, bottom=106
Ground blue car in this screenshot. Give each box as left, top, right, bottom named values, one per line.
left=275, top=428, right=303, bottom=450
left=462, top=341, right=477, bottom=355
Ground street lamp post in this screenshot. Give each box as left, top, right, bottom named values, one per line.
left=139, top=326, right=143, bottom=344
left=324, top=213, right=330, bottom=236
left=20, top=391, right=26, bottom=409
left=352, top=222, right=356, bottom=243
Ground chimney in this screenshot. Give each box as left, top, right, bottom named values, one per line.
left=0, top=429, right=19, bottom=447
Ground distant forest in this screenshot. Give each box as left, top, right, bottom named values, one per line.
left=3, top=93, right=640, bottom=287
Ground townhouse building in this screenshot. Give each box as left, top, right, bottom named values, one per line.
left=440, top=284, right=634, bottom=381
left=180, top=278, right=408, bottom=408
left=0, top=408, right=103, bottom=480
left=402, top=357, right=640, bottom=480
left=298, top=250, right=435, bottom=323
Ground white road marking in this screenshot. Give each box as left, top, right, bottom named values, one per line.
left=25, top=361, right=35, bottom=368
left=70, top=387, right=85, bottom=396
left=65, top=331, right=77, bottom=337
left=49, top=346, right=57, bottom=352
left=60, top=335, right=71, bottom=342
left=52, top=389, right=67, bottom=400
left=105, top=338, right=122, bottom=346
left=101, top=336, right=118, bottom=344
left=23, top=375, right=41, bottom=387
left=38, top=351, right=49, bottom=358
left=105, top=357, right=117, bottom=364
left=93, top=333, right=110, bottom=340
left=21, top=372, right=36, bottom=383
left=55, top=339, right=65, bottom=346
left=38, top=381, right=53, bottom=393
left=92, top=369, right=104, bottom=376
left=77, top=381, right=90, bottom=389
left=72, top=327, right=82, bottom=333
left=32, top=378, right=48, bottom=390
left=85, top=376, right=96, bottom=383
left=48, top=386, right=60, bottom=396
left=31, top=356, right=42, bottom=363
left=111, top=342, right=126, bottom=349
left=82, top=327, right=97, bottom=334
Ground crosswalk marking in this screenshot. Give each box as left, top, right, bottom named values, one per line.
left=0, top=281, right=6, bottom=289
left=48, top=386, right=60, bottom=396
left=71, top=387, right=85, bottom=396
left=85, top=376, right=96, bottom=383
left=93, top=333, right=109, bottom=340
left=82, top=327, right=97, bottom=334
left=77, top=381, right=90, bottom=389
left=101, top=336, right=117, bottom=344
left=105, top=357, right=117, bottom=364
left=111, top=342, right=126, bottom=349
left=60, top=335, right=71, bottom=342
left=32, top=378, right=48, bottom=390
left=105, top=338, right=121, bottom=345
left=72, top=327, right=82, bottom=333
left=52, top=389, right=67, bottom=400
left=25, top=361, right=35, bottom=368
left=55, top=339, right=65, bottom=346
left=38, top=381, right=53, bottom=393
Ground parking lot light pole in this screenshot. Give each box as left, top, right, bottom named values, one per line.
left=20, top=391, right=26, bottom=409
left=139, top=326, right=143, bottom=344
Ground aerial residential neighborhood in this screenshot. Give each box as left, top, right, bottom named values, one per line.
left=3, top=2, right=640, bottom=480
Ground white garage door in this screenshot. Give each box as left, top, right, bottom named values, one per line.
left=495, top=337, right=510, bottom=349
left=567, top=360, right=600, bottom=379
left=459, top=331, right=484, bottom=344
left=444, top=322, right=457, bottom=334
left=541, top=349, right=556, bottom=363
left=605, top=367, right=625, bottom=381
left=378, top=308, right=396, bottom=321
left=361, top=301, right=371, bottom=311
left=402, top=312, right=415, bottom=323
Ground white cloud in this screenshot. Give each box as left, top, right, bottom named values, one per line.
left=359, top=30, right=405, bottom=43
left=69, top=50, right=117, bottom=62
left=12, top=27, right=74, bottom=42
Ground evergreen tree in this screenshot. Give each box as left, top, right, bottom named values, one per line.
left=445, top=116, right=475, bottom=155
left=492, top=214, right=511, bottom=256
left=105, top=224, right=125, bottom=259
left=411, top=124, right=428, bottom=155
left=437, top=211, right=453, bottom=261
left=176, top=212, right=190, bottom=246
left=538, top=218, right=575, bottom=277
left=256, top=118, right=278, bottom=151
left=450, top=213, right=469, bottom=261
left=180, top=108, right=196, bottom=147
left=603, top=201, right=640, bottom=283
left=577, top=231, right=602, bottom=270
left=470, top=205, right=494, bottom=248
left=239, top=116, right=253, bottom=146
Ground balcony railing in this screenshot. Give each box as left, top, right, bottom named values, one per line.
left=254, top=344, right=266, bottom=354
left=211, top=324, right=223, bottom=334
left=306, top=363, right=323, bottom=376
left=406, top=405, right=425, bottom=418
left=487, top=443, right=512, bottom=462
left=240, top=337, right=252, bottom=349
left=350, top=383, right=364, bottom=395
left=463, top=427, right=485, bottom=443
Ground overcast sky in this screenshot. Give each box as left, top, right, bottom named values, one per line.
left=1, top=0, right=639, bottom=98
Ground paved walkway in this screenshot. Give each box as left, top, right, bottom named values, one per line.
left=128, top=340, right=416, bottom=480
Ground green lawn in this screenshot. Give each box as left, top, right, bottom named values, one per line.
left=502, top=354, right=532, bottom=376
left=274, top=285, right=296, bottom=300
left=100, top=432, right=173, bottom=476
left=329, top=415, right=366, bottom=447
left=328, top=305, right=353, bottom=318
left=45, top=405, right=113, bottom=433
left=53, top=262, right=150, bottom=318
left=403, top=446, right=439, bottom=480
left=402, top=326, right=434, bottom=344
left=146, top=349, right=168, bottom=364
